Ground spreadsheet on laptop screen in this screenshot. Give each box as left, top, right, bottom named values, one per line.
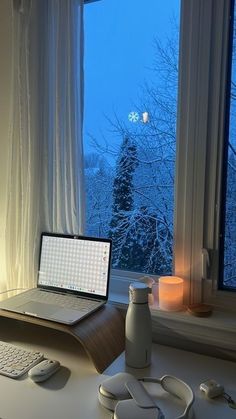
left=38, top=235, right=111, bottom=296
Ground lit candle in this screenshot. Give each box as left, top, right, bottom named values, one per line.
left=159, top=276, right=184, bottom=311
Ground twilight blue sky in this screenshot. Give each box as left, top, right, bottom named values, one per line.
left=83, top=0, right=180, bottom=160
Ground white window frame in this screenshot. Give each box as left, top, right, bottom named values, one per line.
left=175, top=0, right=236, bottom=310
left=202, top=0, right=236, bottom=308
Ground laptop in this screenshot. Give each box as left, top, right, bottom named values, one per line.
left=0, top=232, right=112, bottom=325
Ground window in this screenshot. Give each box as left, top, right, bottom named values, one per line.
left=83, top=0, right=181, bottom=276
left=83, top=0, right=236, bottom=311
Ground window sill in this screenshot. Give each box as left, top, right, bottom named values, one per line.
left=109, top=275, right=236, bottom=362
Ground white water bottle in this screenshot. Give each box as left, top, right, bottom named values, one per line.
left=125, top=282, right=152, bottom=368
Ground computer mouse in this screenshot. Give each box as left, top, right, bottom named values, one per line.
left=28, top=359, right=60, bottom=382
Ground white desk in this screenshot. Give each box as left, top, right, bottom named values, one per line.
left=105, top=343, right=236, bottom=419
left=0, top=317, right=235, bottom=419
left=0, top=317, right=110, bottom=419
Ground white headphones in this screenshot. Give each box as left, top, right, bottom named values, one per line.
left=98, top=372, right=194, bottom=419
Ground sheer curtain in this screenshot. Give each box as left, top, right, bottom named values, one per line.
left=5, top=0, right=85, bottom=291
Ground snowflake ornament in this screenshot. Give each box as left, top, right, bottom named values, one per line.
left=128, top=111, right=139, bottom=123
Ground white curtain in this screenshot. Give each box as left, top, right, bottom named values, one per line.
left=5, top=0, right=85, bottom=291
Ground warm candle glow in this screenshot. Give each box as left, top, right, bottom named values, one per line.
left=159, top=276, right=184, bottom=311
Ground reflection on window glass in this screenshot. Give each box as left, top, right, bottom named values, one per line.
left=83, top=0, right=180, bottom=275
left=221, top=1, right=236, bottom=290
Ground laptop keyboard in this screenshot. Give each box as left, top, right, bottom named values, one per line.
left=30, top=290, right=101, bottom=312
left=0, top=341, right=44, bottom=378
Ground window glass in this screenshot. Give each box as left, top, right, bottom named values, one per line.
left=83, top=0, right=180, bottom=275
left=219, top=0, right=236, bottom=291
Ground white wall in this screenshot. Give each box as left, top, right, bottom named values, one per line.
left=0, top=1, right=12, bottom=285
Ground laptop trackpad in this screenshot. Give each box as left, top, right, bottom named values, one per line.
left=17, top=301, right=59, bottom=316
left=16, top=301, right=83, bottom=323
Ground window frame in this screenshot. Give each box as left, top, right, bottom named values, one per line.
left=175, top=0, right=236, bottom=309
left=201, top=0, right=236, bottom=307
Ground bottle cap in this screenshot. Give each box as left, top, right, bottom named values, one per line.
left=129, top=282, right=149, bottom=303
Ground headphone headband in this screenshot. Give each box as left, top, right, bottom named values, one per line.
left=98, top=372, right=194, bottom=419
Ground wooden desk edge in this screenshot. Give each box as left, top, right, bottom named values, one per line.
left=0, top=304, right=125, bottom=373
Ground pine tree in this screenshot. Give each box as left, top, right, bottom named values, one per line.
left=109, top=136, right=138, bottom=268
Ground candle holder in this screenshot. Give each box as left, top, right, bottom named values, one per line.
left=158, top=276, right=184, bottom=311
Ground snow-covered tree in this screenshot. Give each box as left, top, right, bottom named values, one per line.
left=84, top=30, right=178, bottom=274
left=103, top=32, right=178, bottom=274
left=109, top=136, right=138, bottom=268
left=85, top=27, right=179, bottom=274
left=85, top=153, right=113, bottom=237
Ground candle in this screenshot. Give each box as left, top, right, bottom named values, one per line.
left=159, top=276, right=184, bottom=311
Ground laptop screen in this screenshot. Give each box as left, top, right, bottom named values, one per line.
left=38, top=233, right=112, bottom=298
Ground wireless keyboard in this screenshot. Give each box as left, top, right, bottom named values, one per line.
left=0, top=341, right=44, bottom=378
